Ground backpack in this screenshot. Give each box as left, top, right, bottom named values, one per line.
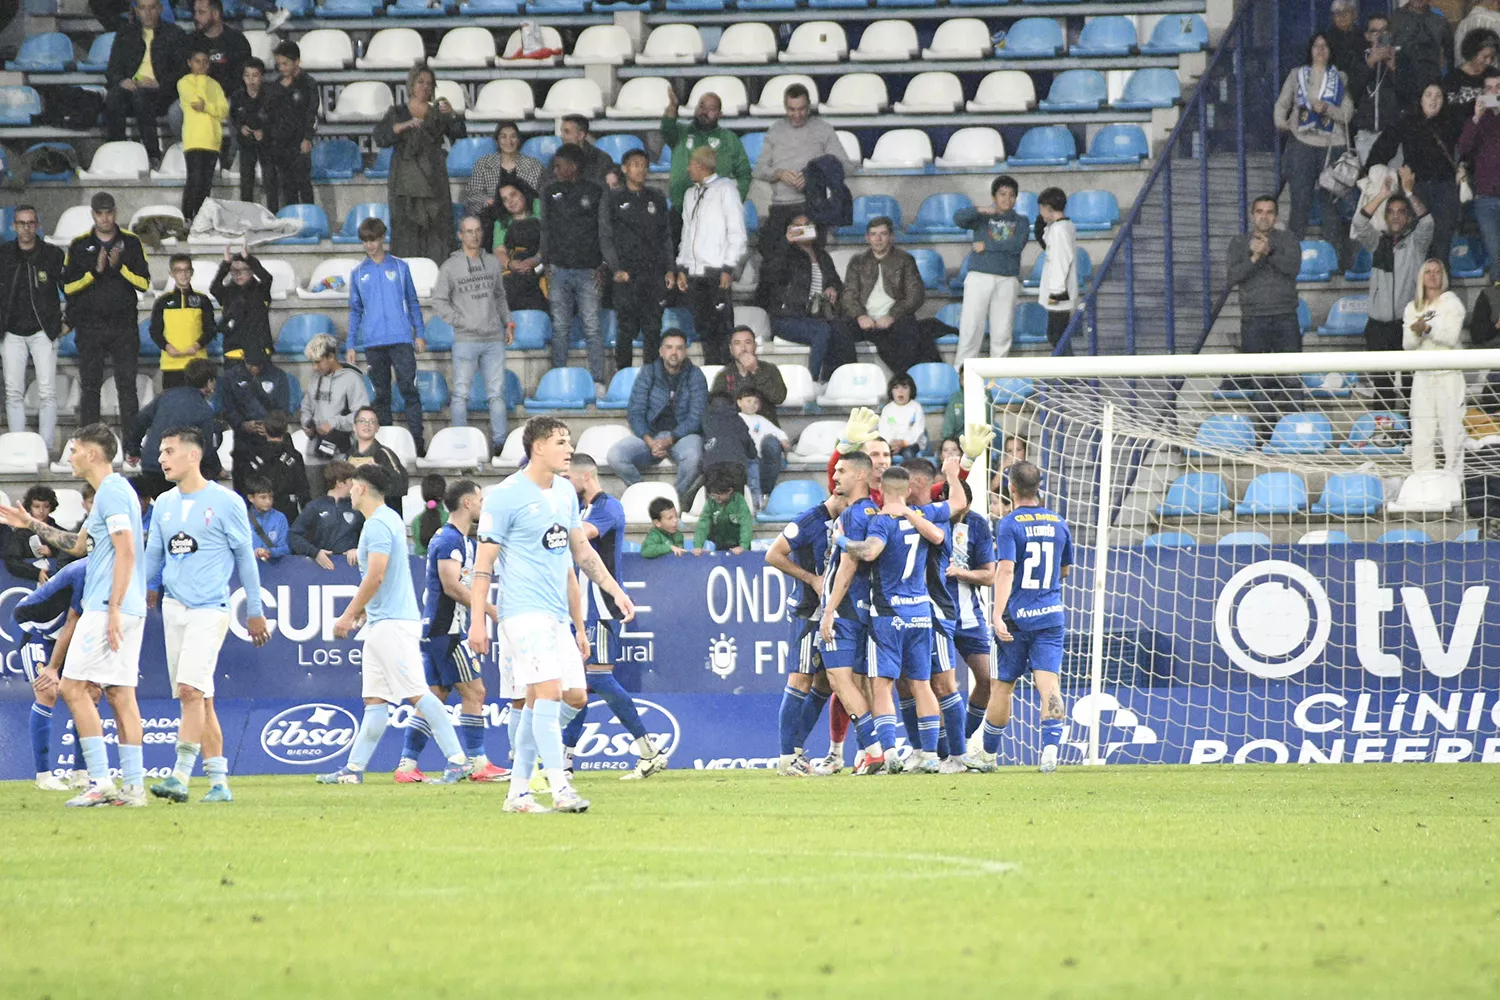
left=38, top=87, right=105, bottom=131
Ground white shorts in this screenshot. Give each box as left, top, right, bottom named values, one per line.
left=62, top=609, right=145, bottom=688
left=361, top=619, right=429, bottom=704
left=500, top=612, right=585, bottom=691
left=494, top=630, right=519, bottom=701
left=163, top=598, right=229, bottom=698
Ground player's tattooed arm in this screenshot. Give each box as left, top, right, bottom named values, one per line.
left=28, top=519, right=85, bottom=558
left=840, top=536, right=887, bottom=561
left=570, top=528, right=636, bottom=622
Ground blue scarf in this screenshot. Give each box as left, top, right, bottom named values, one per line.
left=1295, top=66, right=1343, bottom=135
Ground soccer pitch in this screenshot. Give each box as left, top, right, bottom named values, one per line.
left=2, top=766, right=1496, bottom=999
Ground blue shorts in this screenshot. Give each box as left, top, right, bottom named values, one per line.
left=791, top=618, right=821, bottom=674
left=820, top=617, right=869, bottom=671
left=931, top=630, right=957, bottom=675
left=586, top=618, right=618, bottom=667
left=870, top=614, right=933, bottom=681
left=20, top=639, right=51, bottom=684
left=991, top=626, right=1065, bottom=683
left=954, top=625, right=993, bottom=660
left=422, top=633, right=481, bottom=688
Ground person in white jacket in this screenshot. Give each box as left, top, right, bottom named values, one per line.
left=676, top=146, right=747, bottom=368
left=1035, top=187, right=1080, bottom=353
left=1403, top=258, right=1468, bottom=475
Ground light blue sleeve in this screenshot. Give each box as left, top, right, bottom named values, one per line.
left=365, top=515, right=398, bottom=557
left=143, top=503, right=166, bottom=594
left=478, top=489, right=511, bottom=544
left=568, top=486, right=581, bottom=531
left=224, top=493, right=265, bottom=617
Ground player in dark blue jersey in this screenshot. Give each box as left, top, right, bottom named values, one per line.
left=12, top=559, right=89, bottom=791
left=395, top=479, right=509, bottom=783
left=561, top=453, right=669, bottom=781
left=944, top=498, right=997, bottom=749
left=765, top=492, right=848, bottom=776
left=965, top=461, right=1073, bottom=773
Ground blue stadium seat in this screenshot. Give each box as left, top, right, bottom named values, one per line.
left=948, top=256, right=971, bottom=293
left=1158, top=473, right=1230, bottom=516
left=1078, top=124, right=1149, bottom=166
left=385, top=371, right=451, bottom=413
left=1115, top=68, right=1181, bottom=109
left=995, top=19, right=1064, bottom=58
left=275, top=204, right=330, bottom=245
left=446, top=137, right=496, bottom=179
left=472, top=370, right=524, bottom=412
left=1302, top=372, right=1358, bottom=398
left=1067, top=190, right=1119, bottom=232
left=908, top=362, right=959, bottom=407
left=1013, top=302, right=1049, bottom=345
left=331, top=203, right=391, bottom=244
left=275, top=314, right=335, bottom=355
left=310, top=139, right=362, bottom=181
left=6, top=32, right=74, bottom=72
left=23, top=142, right=74, bottom=180
left=1235, top=472, right=1308, bottom=515
left=1449, top=235, right=1488, bottom=279
left=807, top=0, right=867, bottom=9
left=648, top=142, right=672, bottom=174
left=876, top=0, right=936, bottom=8
left=389, top=0, right=449, bottom=15
left=1141, top=14, right=1208, bottom=54
left=1297, top=240, right=1338, bottom=282
left=838, top=194, right=902, bottom=237
left=0, top=87, right=43, bottom=125
left=910, top=248, right=946, bottom=290
left=934, top=302, right=961, bottom=342
left=77, top=32, right=115, bottom=72
left=460, top=0, right=520, bottom=10
left=138, top=318, right=160, bottom=357
left=740, top=132, right=765, bottom=167
left=1073, top=16, right=1136, bottom=57
left=1143, top=531, right=1197, bottom=548
left=570, top=309, right=619, bottom=349
left=906, top=192, right=973, bottom=235
left=1455, top=528, right=1481, bottom=542
left=1008, top=192, right=1036, bottom=225
left=1038, top=70, right=1107, bottom=112
left=989, top=377, right=1035, bottom=405
left=1008, top=125, right=1077, bottom=166
left=663, top=306, right=696, bottom=339
left=285, top=377, right=304, bottom=412
left=596, top=133, right=645, bottom=164
left=1316, top=294, right=1367, bottom=335
left=365, top=146, right=393, bottom=180
left=1264, top=412, right=1333, bottom=455
left=423, top=316, right=455, bottom=351
left=1191, top=413, right=1256, bottom=454
left=597, top=367, right=639, bottom=410
left=1311, top=473, right=1383, bottom=516
left=744, top=201, right=759, bottom=234
left=510, top=310, right=552, bottom=350
left=56, top=330, right=77, bottom=357
left=527, top=0, right=587, bottom=12
left=1377, top=528, right=1432, bottom=544
left=1298, top=298, right=1313, bottom=332
left=757, top=480, right=830, bottom=522
left=1024, top=248, right=1092, bottom=289
left=1344, top=246, right=1372, bottom=281
left=521, top=135, right=561, bottom=168
left=1340, top=411, right=1408, bottom=455
left=319, top=0, right=380, bottom=14
left=525, top=367, right=595, bottom=410
left=1217, top=531, right=1272, bottom=547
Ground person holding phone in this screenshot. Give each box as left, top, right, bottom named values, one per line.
left=1460, top=76, right=1500, bottom=280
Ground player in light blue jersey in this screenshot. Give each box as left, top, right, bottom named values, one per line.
left=468, top=416, right=636, bottom=815
left=12, top=559, right=88, bottom=791
left=965, top=461, right=1073, bottom=773
left=1, top=424, right=151, bottom=807
left=144, top=427, right=271, bottom=804
left=321, top=465, right=471, bottom=786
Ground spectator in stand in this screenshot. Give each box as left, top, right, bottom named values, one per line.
left=954, top=176, right=1027, bottom=368
left=1036, top=187, right=1080, bottom=352
left=301, top=332, right=370, bottom=492
left=346, top=217, right=426, bottom=455
left=4, top=486, right=62, bottom=583
left=150, top=252, right=214, bottom=389
left=990, top=435, right=1027, bottom=518
left=700, top=390, right=755, bottom=497
left=489, top=181, right=546, bottom=312
left=1225, top=196, right=1304, bottom=439
left=243, top=475, right=291, bottom=562
left=375, top=64, right=467, bottom=264
left=546, top=115, right=614, bottom=186
left=433, top=215, right=513, bottom=461
left=676, top=146, right=747, bottom=367
left=753, top=84, right=855, bottom=263
left=1352, top=15, right=1399, bottom=158
left=346, top=405, right=409, bottom=515
left=693, top=466, right=753, bottom=556
left=1392, top=0, right=1454, bottom=110
left=104, top=0, right=185, bottom=171
left=839, top=215, right=937, bottom=376
left=62, top=192, right=150, bottom=433
left=230, top=57, right=272, bottom=206
left=640, top=497, right=686, bottom=558
left=608, top=330, right=706, bottom=499
left=1275, top=34, right=1355, bottom=267
left=462, top=121, right=544, bottom=219
left=760, top=214, right=846, bottom=384
left=1326, top=0, right=1366, bottom=87
left=219, top=341, right=291, bottom=489
left=1458, top=0, right=1500, bottom=66
left=735, top=386, right=789, bottom=508
left=1353, top=166, right=1434, bottom=407
left=878, top=373, right=924, bottom=463
left=541, top=144, right=607, bottom=394
left=0, top=205, right=65, bottom=450
left=1365, top=82, right=1462, bottom=270
left=661, top=89, right=752, bottom=221
left=268, top=40, right=317, bottom=211
left=188, top=0, right=248, bottom=137
left=1444, top=29, right=1499, bottom=121
left=602, top=148, right=674, bottom=372
left=1404, top=258, right=1468, bottom=476
left=177, top=43, right=228, bottom=222
left=125, top=357, right=220, bottom=497
left=212, top=243, right=273, bottom=361
left=713, top=327, right=788, bottom=502
left=411, top=473, right=447, bottom=557
left=243, top=410, right=308, bottom=520
left=1460, top=77, right=1500, bottom=280
left=288, top=459, right=362, bottom=569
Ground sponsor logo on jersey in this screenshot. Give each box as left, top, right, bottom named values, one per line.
left=572, top=697, right=679, bottom=771
left=260, top=703, right=358, bottom=765
left=543, top=524, right=568, bottom=550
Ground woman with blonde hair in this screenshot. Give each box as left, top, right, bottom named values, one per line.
left=374, top=63, right=467, bottom=262
left=1403, top=258, right=1468, bottom=474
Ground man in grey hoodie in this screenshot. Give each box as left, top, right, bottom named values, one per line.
left=752, top=83, right=855, bottom=264
left=299, top=332, right=371, bottom=494
left=433, top=214, right=514, bottom=459
left=1352, top=166, right=1433, bottom=408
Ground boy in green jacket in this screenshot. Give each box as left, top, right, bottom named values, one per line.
left=641, top=496, right=687, bottom=558
left=694, top=469, right=754, bottom=555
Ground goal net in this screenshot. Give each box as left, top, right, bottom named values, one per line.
left=962, top=348, right=1500, bottom=768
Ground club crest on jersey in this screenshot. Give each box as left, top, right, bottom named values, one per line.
left=343, top=511, right=355, bottom=523
left=543, top=524, right=568, bottom=550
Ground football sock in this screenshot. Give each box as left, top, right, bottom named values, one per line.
left=460, top=713, right=486, bottom=761
left=873, top=714, right=899, bottom=755
left=830, top=696, right=850, bottom=743
left=1041, top=718, right=1064, bottom=751
left=794, top=688, right=830, bottom=751
left=400, top=715, right=432, bottom=766
left=531, top=700, right=569, bottom=791
left=204, top=756, right=229, bottom=788
left=173, top=741, right=201, bottom=784
left=965, top=703, right=987, bottom=739
left=899, top=697, right=921, bottom=749
left=559, top=701, right=581, bottom=730
left=508, top=708, right=536, bottom=797
left=79, top=735, right=110, bottom=783
left=589, top=672, right=648, bottom=742
left=917, top=715, right=941, bottom=753
left=982, top=720, right=1007, bottom=756
left=414, top=693, right=464, bottom=764
left=349, top=703, right=390, bottom=771
left=29, top=703, right=51, bottom=775
left=561, top=702, right=588, bottom=748
left=506, top=705, right=522, bottom=763
left=118, top=744, right=144, bottom=788
left=852, top=713, right=878, bottom=753
left=940, top=693, right=968, bottom=758
left=778, top=685, right=808, bottom=756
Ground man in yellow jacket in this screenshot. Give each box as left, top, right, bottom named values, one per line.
left=178, top=44, right=229, bottom=222
left=151, top=253, right=215, bottom=389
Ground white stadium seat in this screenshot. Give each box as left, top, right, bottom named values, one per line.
left=407, top=257, right=440, bottom=298
left=564, top=24, right=633, bottom=66
left=892, top=71, right=963, bottom=114
left=790, top=420, right=845, bottom=463
left=573, top=423, right=635, bottom=465
left=157, top=259, right=220, bottom=297
left=100, top=374, right=157, bottom=418
left=53, top=489, right=87, bottom=530
left=46, top=205, right=94, bottom=247
left=434, top=79, right=467, bottom=113
left=500, top=26, right=564, bottom=65
left=535, top=78, right=605, bottom=119
left=622, top=482, right=679, bottom=526
left=128, top=204, right=184, bottom=233
left=837, top=131, right=861, bottom=162
left=968, top=70, right=1036, bottom=112
left=244, top=29, right=276, bottom=64
left=218, top=429, right=234, bottom=474
left=151, top=143, right=188, bottom=180
left=418, top=427, right=490, bottom=470
left=707, top=22, right=777, bottom=65
left=923, top=18, right=992, bottom=60
left=492, top=425, right=526, bottom=469
left=779, top=364, right=817, bottom=409
left=749, top=75, right=818, bottom=116
left=935, top=126, right=1007, bottom=169
left=263, top=259, right=298, bottom=300
left=0, top=432, right=49, bottom=474
left=607, top=77, right=673, bottom=119
left=78, top=140, right=149, bottom=180
left=376, top=426, right=418, bottom=467
left=862, top=128, right=934, bottom=170
left=820, top=73, right=887, bottom=115
left=732, top=306, right=771, bottom=341
left=429, top=27, right=496, bottom=68
left=698, top=365, right=722, bottom=388
left=33, top=376, right=81, bottom=431
left=324, top=82, right=393, bottom=122
left=471, top=79, right=535, bottom=120
left=637, top=24, right=704, bottom=66
left=781, top=22, right=848, bottom=63
left=296, top=29, right=354, bottom=70
left=816, top=363, right=885, bottom=407
left=686, top=76, right=749, bottom=117
left=355, top=28, right=425, bottom=70
left=850, top=20, right=918, bottom=62
left=298, top=258, right=363, bottom=299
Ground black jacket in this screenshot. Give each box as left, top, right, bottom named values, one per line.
left=213, top=256, right=274, bottom=357
left=126, top=385, right=221, bottom=477
left=599, top=185, right=673, bottom=277
left=760, top=246, right=842, bottom=318
left=4, top=516, right=63, bottom=582
left=0, top=240, right=66, bottom=339
left=105, top=19, right=186, bottom=92
left=230, top=85, right=272, bottom=145
left=289, top=496, right=363, bottom=556
left=220, top=360, right=292, bottom=430
left=347, top=441, right=408, bottom=515
left=238, top=435, right=309, bottom=521
left=802, top=155, right=853, bottom=229
left=701, top=392, right=755, bottom=474
left=540, top=179, right=604, bottom=270
left=61, top=228, right=151, bottom=328
left=190, top=26, right=250, bottom=96
left=270, top=71, right=319, bottom=145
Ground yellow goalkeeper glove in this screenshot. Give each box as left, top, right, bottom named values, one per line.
left=838, top=407, right=880, bottom=454
left=958, top=423, right=995, bottom=471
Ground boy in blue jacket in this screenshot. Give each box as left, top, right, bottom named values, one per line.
left=244, top=475, right=291, bottom=561
left=345, top=216, right=426, bottom=454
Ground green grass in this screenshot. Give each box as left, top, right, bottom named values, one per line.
left=2, top=767, right=1498, bottom=999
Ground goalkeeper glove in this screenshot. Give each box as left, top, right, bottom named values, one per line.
left=958, top=423, right=995, bottom=471
left=837, top=407, right=879, bottom=455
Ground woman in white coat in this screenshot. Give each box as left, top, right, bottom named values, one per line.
left=1402, top=258, right=1468, bottom=475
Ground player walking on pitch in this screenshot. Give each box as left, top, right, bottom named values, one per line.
left=319, top=466, right=472, bottom=785
left=0, top=424, right=149, bottom=806
left=12, top=559, right=89, bottom=790
left=468, top=416, right=637, bottom=814
left=145, top=427, right=272, bottom=803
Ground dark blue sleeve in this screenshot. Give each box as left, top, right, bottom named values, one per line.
left=269, top=510, right=291, bottom=560
left=971, top=516, right=995, bottom=565
left=993, top=517, right=1018, bottom=564
left=1059, top=523, right=1074, bottom=571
